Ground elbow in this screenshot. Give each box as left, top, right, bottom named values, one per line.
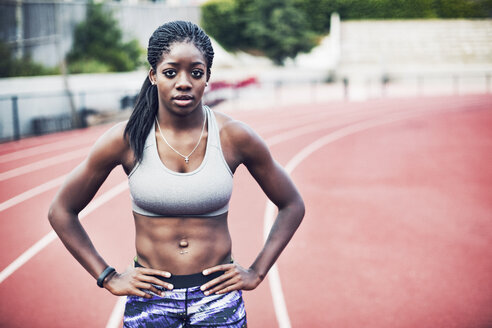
left=284, top=195, right=305, bottom=226
left=47, top=200, right=68, bottom=228
left=296, top=196, right=306, bottom=223
left=47, top=202, right=58, bottom=227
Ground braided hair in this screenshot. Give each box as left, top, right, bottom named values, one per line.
left=124, top=21, right=214, bottom=163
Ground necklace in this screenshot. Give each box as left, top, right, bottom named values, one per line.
left=155, top=112, right=207, bottom=164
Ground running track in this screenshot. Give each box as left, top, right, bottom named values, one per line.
left=0, top=95, right=491, bottom=327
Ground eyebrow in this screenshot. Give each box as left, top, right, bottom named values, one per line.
left=163, top=61, right=206, bottom=67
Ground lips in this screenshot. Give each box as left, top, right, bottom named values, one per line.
left=173, top=95, right=194, bottom=100
left=173, top=94, right=194, bottom=107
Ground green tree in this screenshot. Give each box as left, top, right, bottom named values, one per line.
left=201, top=0, right=318, bottom=65
left=0, top=41, right=59, bottom=78
left=292, top=0, right=338, bottom=33
left=67, top=1, right=143, bottom=73
left=245, top=0, right=318, bottom=64
left=201, top=0, right=242, bottom=51
left=434, top=0, right=491, bottom=18
left=293, top=0, right=491, bottom=23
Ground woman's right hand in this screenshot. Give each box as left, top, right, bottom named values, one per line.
left=104, top=267, right=173, bottom=298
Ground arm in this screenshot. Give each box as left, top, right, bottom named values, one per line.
left=48, top=123, right=172, bottom=297
left=201, top=121, right=305, bottom=295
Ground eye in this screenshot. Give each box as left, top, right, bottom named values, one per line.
left=191, top=69, right=204, bottom=79
left=163, top=70, right=176, bottom=78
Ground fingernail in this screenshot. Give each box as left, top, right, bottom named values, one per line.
left=200, top=285, right=206, bottom=291
left=169, top=284, right=174, bottom=290
left=204, top=291, right=209, bottom=296
left=202, top=270, right=208, bottom=275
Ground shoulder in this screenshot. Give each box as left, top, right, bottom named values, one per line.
left=86, top=121, right=133, bottom=170
left=213, top=111, right=255, bottom=144
left=93, top=121, right=129, bottom=152
left=213, top=110, right=269, bottom=165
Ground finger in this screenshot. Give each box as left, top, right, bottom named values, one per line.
left=216, top=282, right=242, bottom=295
left=202, top=264, right=234, bottom=276
left=138, top=275, right=174, bottom=290
left=132, top=287, right=154, bottom=299
left=200, top=270, right=235, bottom=292
left=134, top=282, right=164, bottom=296
left=205, top=276, right=240, bottom=296
left=137, top=267, right=171, bottom=278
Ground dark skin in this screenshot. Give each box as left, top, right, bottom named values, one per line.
left=48, top=41, right=305, bottom=299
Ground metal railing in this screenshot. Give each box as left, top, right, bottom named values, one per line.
left=0, top=87, right=139, bottom=142
left=1, top=71, right=490, bottom=142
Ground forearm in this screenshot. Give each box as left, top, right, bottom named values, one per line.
left=48, top=206, right=109, bottom=280
left=249, top=198, right=304, bottom=280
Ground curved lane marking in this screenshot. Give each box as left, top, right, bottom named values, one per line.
left=263, top=109, right=445, bottom=328
left=0, top=108, right=360, bottom=289
left=0, top=181, right=128, bottom=284
left=0, top=175, right=67, bottom=213
left=105, top=107, right=452, bottom=328
left=0, top=103, right=459, bottom=324
left=106, top=296, right=127, bottom=328
left=0, top=137, right=95, bottom=164
left=0, top=147, right=91, bottom=182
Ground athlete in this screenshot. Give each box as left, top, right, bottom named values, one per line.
left=48, top=21, right=304, bottom=327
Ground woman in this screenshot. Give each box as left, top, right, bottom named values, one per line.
left=48, top=21, right=304, bottom=327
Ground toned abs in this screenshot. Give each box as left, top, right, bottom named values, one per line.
left=133, top=211, right=232, bottom=275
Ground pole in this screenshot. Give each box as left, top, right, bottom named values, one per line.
left=55, top=1, right=80, bottom=129
left=12, top=96, right=20, bottom=140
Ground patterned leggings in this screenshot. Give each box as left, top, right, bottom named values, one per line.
left=123, top=281, right=247, bottom=327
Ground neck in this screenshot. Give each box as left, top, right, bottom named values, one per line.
left=157, top=104, right=205, bottom=131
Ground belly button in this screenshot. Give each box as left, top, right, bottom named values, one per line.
left=179, top=239, right=189, bottom=254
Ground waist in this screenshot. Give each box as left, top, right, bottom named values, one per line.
left=134, top=259, right=225, bottom=289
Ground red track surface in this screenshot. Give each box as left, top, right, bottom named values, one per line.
left=0, top=95, right=491, bottom=327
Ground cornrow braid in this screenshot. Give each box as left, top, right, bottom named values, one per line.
left=124, top=21, right=214, bottom=163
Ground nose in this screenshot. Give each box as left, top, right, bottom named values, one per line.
left=175, top=72, right=192, bottom=90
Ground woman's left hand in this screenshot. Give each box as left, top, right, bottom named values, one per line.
left=200, top=263, right=262, bottom=295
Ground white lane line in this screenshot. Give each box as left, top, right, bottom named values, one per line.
left=0, top=147, right=90, bottom=181
left=0, top=181, right=128, bottom=284
left=0, top=137, right=93, bottom=164
left=263, top=201, right=292, bottom=328
left=263, top=110, right=435, bottom=328
left=0, top=175, right=67, bottom=213
left=105, top=296, right=127, bottom=328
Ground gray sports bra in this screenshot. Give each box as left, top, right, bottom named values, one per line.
left=128, top=106, right=233, bottom=217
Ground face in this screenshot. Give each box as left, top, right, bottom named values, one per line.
left=149, top=41, right=208, bottom=116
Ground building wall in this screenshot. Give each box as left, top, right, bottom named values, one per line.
left=0, top=1, right=200, bottom=67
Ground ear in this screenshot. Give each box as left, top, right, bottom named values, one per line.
left=148, top=68, right=156, bottom=85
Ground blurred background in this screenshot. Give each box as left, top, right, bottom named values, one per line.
left=0, top=0, right=491, bottom=141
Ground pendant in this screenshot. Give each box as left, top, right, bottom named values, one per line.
left=185, top=157, right=189, bottom=164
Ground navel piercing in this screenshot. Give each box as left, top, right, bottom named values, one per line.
left=179, top=238, right=189, bottom=255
